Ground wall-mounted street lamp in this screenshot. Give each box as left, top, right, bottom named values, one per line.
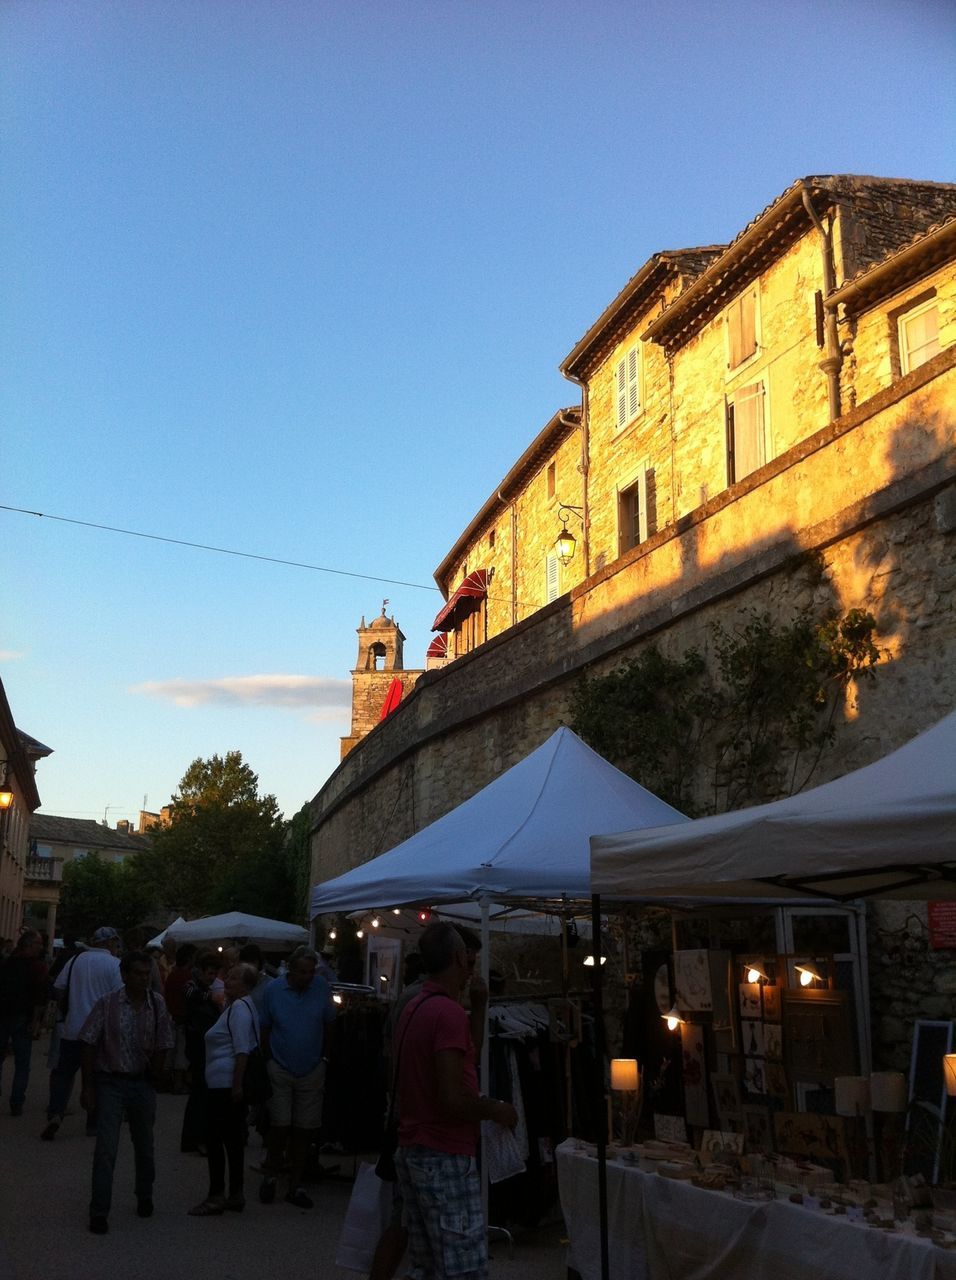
left=0, top=762, right=13, bottom=812
left=555, top=504, right=584, bottom=566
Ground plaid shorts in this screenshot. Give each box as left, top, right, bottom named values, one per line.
left=395, top=1146, right=487, bottom=1280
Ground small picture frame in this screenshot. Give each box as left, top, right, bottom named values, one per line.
left=761, top=984, right=781, bottom=1022
left=739, top=982, right=761, bottom=1019
left=700, top=1129, right=744, bottom=1165
left=765, top=1062, right=790, bottom=1099
left=763, top=1022, right=784, bottom=1061
left=711, top=1072, right=742, bottom=1117
left=744, top=1057, right=767, bottom=1096
left=742, top=1104, right=774, bottom=1153
left=741, top=1020, right=765, bottom=1057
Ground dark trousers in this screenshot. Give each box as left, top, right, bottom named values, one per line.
left=48, top=1037, right=94, bottom=1128
left=90, top=1074, right=156, bottom=1217
left=0, top=1013, right=32, bottom=1109
left=206, top=1088, right=247, bottom=1197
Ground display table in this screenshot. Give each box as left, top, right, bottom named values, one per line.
left=556, top=1139, right=956, bottom=1280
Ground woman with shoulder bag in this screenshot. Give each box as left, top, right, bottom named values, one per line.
left=188, top=963, right=260, bottom=1216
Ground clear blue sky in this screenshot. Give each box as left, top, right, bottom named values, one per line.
left=2, top=0, right=954, bottom=825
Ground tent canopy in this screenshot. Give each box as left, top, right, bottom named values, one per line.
left=591, top=712, right=956, bottom=902
left=165, top=911, right=309, bottom=948
left=311, top=727, right=687, bottom=916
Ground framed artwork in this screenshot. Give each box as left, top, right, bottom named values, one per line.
left=761, top=984, right=781, bottom=1022
left=741, top=1020, right=765, bottom=1057
left=712, top=1072, right=741, bottom=1114
left=654, top=1113, right=688, bottom=1145
left=773, top=1111, right=849, bottom=1177
left=763, top=1022, right=784, bottom=1061
left=783, top=989, right=854, bottom=1085
left=680, top=1021, right=710, bottom=1128
left=738, top=982, right=761, bottom=1019
left=700, top=1130, right=744, bottom=1164
left=742, top=1105, right=774, bottom=1153
left=674, top=949, right=713, bottom=1012
left=547, top=998, right=582, bottom=1045
left=743, top=1057, right=767, bottom=1096
left=765, top=1062, right=789, bottom=1100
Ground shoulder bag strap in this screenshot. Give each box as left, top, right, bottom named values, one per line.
left=384, top=990, right=446, bottom=1129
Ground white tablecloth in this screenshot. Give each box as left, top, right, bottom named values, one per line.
left=556, top=1140, right=956, bottom=1280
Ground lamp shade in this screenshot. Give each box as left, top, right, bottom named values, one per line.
left=610, top=1058, right=639, bottom=1092
left=834, top=1075, right=870, bottom=1116
left=870, top=1071, right=907, bottom=1113
left=945, top=1056, right=956, bottom=1098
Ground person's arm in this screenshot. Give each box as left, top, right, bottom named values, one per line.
left=434, top=1049, right=517, bottom=1129
left=231, top=1053, right=249, bottom=1102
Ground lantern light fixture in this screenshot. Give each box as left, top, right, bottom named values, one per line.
left=663, top=1005, right=684, bottom=1031
left=554, top=504, right=584, bottom=566
left=795, top=963, right=822, bottom=987
left=0, top=763, right=13, bottom=812
left=745, top=963, right=769, bottom=984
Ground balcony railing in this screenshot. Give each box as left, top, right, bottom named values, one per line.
left=25, top=856, right=63, bottom=882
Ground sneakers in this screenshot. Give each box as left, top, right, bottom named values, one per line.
left=258, top=1176, right=276, bottom=1204
left=88, top=1215, right=108, bottom=1234
left=40, top=1118, right=61, bottom=1141
left=137, top=1198, right=154, bottom=1218
left=284, top=1187, right=314, bottom=1209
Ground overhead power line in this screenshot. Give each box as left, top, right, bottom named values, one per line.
left=0, top=503, right=441, bottom=595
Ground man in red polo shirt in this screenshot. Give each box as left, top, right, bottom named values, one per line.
left=394, top=922, right=516, bottom=1280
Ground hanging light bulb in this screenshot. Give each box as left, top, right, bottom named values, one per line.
left=582, top=954, right=607, bottom=967
left=746, top=963, right=769, bottom=984
left=371, top=916, right=380, bottom=928
left=795, top=964, right=821, bottom=987
left=356, top=929, right=364, bottom=940
left=328, top=929, right=337, bottom=941
left=662, top=1004, right=684, bottom=1031
left=392, top=908, right=401, bottom=915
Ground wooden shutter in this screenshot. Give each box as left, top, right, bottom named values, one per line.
left=728, top=291, right=757, bottom=368
left=728, top=383, right=765, bottom=481
left=616, top=346, right=640, bottom=428
left=545, top=554, right=560, bottom=602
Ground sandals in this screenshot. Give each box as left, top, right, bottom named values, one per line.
left=187, top=1197, right=226, bottom=1216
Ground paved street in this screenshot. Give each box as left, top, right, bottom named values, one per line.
left=0, top=1041, right=567, bottom=1280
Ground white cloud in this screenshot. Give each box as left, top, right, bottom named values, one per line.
left=131, top=674, right=351, bottom=715
left=0, top=650, right=25, bottom=661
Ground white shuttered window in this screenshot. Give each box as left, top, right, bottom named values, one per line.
left=899, top=300, right=939, bottom=374
left=727, top=383, right=766, bottom=483
left=615, top=345, right=641, bottom=429
left=545, top=554, right=560, bottom=602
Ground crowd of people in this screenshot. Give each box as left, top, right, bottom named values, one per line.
left=1, top=919, right=518, bottom=1279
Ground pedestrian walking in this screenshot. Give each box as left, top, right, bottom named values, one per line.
left=188, top=963, right=260, bottom=1216
left=42, top=925, right=122, bottom=1140
left=78, top=949, right=174, bottom=1234
left=0, top=930, right=48, bottom=1115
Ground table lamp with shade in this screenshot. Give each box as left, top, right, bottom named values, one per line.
left=610, top=1058, right=641, bottom=1148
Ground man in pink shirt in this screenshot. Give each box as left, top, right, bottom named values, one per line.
left=394, top=922, right=516, bottom=1280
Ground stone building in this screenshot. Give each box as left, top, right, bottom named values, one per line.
left=340, top=606, right=424, bottom=759
left=24, top=815, right=151, bottom=942
left=310, top=175, right=956, bottom=1070
left=0, top=677, right=51, bottom=942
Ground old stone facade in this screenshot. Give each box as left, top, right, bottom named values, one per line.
left=310, top=175, right=956, bottom=1071
left=0, top=678, right=50, bottom=943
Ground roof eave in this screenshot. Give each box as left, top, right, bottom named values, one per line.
left=559, top=256, right=670, bottom=379
left=433, top=407, right=580, bottom=589
left=827, top=218, right=956, bottom=313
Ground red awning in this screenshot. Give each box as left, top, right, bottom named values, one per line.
left=431, top=568, right=488, bottom=632
left=425, top=632, right=448, bottom=659
left=379, top=678, right=403, bottom=721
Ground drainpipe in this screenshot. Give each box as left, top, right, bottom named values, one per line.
left=497, top=488, right=518, bottom=628
left=800, top=181, right=842, bottom=422
left=561, top=375, right=590, bottom=577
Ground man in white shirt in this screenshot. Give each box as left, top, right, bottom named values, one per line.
left=42, top=925, right=122, bottom=1141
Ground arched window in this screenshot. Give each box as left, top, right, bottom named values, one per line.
left=368, top=642, right=387, bottom=671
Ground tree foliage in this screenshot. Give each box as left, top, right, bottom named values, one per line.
left=129, top=751, right=289, bottom=919
left=569, top=607, right=881, bottom=816
left=59, top=853, right=153, bottom=939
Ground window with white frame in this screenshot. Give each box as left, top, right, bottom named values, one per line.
left=615, top=344, right=641, bottom=430
left=726, top=288, right=758, bottom=370
left=617, top=465, right=649, bottom=556
left=726, top=382, right=767, bottom=484
left=898, top=298, right=940, bottom=374
left=545, top=553, right=560, bottom=603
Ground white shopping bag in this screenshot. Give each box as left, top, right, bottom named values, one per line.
left=335, top=1161, right=393, bottom=1274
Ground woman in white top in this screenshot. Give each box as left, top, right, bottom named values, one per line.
left=188, top=964, right=260, bottom=1215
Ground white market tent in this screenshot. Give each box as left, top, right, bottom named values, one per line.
left=310, top=726, right=688, bottom=917
left=591, top=710, right=956, bottom=901
left=164, top=911, right=309, bottom=949
left=146, top=916, right=186, bottom=949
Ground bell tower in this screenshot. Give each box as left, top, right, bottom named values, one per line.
left=340, top=603, right=423, bottom=759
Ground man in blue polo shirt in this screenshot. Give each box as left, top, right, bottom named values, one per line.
left=258, top=946, right=336, bottom=1209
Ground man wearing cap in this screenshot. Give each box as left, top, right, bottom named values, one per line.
left=42, top=925, right=122, bottom=1141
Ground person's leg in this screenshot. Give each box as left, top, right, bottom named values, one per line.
left=395, top=1148, right=435, bottom=1279
left=259, top=1059, right=291, bottom=1202
left=181, top=1073, right=208, bottom=1152
left=223, top=1098, right=247, bottom=1201
left=45, top=1038, right=82, bottom=1133
left=205, top=1089, right=228, bottom=1198
left=8, top=1013, right=33, bottom=1112
left=89, top=1076, right=124, bottom=1223
left=406, top=1150, right=487, bottom=1280
left=125, top=1080, right=157, bottom=1209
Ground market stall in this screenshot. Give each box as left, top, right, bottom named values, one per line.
left=163, top=910, right=309, bottom=949
left=579, top=712, right=956, bottom=1280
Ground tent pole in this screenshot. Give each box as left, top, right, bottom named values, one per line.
left=591, top=892, right=609, bottom=1280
